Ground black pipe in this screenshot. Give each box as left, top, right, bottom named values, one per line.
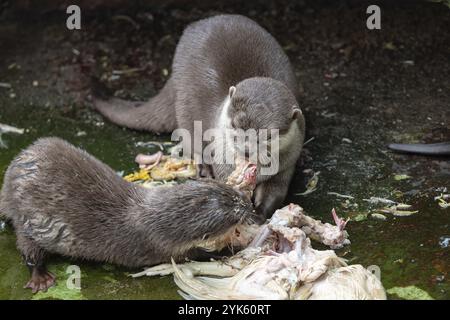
left=388, top=142, right=450, bottom=156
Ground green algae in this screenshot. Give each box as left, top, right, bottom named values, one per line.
left=387, top=286, right=434, bottom=300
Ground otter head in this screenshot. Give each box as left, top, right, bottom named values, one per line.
left=222, top=77, right=304, bottom=174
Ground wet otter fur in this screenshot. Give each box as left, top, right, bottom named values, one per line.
left=93, top=14, right=305, bottom=218
left=0, top=137, right=254, bottom=293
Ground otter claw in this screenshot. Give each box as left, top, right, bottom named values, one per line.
left=24, top=270, right=56, bottom=294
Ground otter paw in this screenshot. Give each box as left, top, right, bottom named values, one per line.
left=24, top=269, right=56, bottom=294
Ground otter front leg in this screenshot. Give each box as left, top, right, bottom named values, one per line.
left=254, top=169, right=294, bottom=218
left=16, top=232, right=55, bottom=293
left=197, top=163, right=215, bottom=178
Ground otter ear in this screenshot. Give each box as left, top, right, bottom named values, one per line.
left=229, top=86, right=236, bottom=98
left=291, top=107, right=302, bottom=120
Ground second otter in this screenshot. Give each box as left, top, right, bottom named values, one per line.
left=0, top=137, right=255, bottom=293
left=93, top=14, right=306, bottom=218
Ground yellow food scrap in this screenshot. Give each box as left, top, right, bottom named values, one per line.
left=124, top=169, right=151, bottom=182
left=124, top=157, right=196, bottom=183
left=151, top=167, right=176, bottom=181
left=164, top=158, right=194, bottom=171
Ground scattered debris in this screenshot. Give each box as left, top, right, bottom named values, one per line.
left=341, top=199, right=359, bottom=210
left=363, top=197, right=397, bottom=205
left=296, top=171, right=320, bottom=196
left=394, top=174, right=411, bottom=181
left=434, top=194, right=450, bottom=209
left=0, top=123, right=24, bottom=135
left=342, top=138, right=352, bottom=144
left=108, top=74, right=120, bottom=81
left=76, top=131, right=87, bottom=137
left=392, top=189, right=404, bottom=198
left=396, top=203, right=413, bottom=210
left=377, top=204, right=418, bottom=217
left=362, top=197, right=418, bottom=217
left=439, top=236, right=450, bottom=248
left=320, top=110, right=337, bottom=118
left=402, top=60, right=415, bottom=66
left=111, top=15, right=140, bottom=29
left=371, top=213, right=387, bottom=221
left=383, top=42, right=397, bottom=50
left=0, top=82, right=12, bottom=89
left=387, top=286, right=434, bottom=300
left=112, top=67, right=145, bottom=75
left=324, top=72, right=338, bottom=79
left=0, top=123, right=25, bottom=148
left=327, top=192, right=355, bottom=200
left=7, top=63, right=20, bottom=70
left=302, top=136, right=315, bottom=146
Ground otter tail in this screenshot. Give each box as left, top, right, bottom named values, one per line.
left=93, top=77, right=177, bottom=133
left=388, top=142, right=450, bottom=156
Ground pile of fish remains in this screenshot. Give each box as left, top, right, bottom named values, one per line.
left=131, top=156, right=386, bottom=300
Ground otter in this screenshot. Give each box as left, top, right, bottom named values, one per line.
left=388, top=142, right=450, bottom=156
left=0, top=137, right=255, bottom=293
left=93, top=14, right=305, bottom=218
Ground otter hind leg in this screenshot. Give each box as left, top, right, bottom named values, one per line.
left=16, top=232, right=55, bottom=293
left=92, top=77, right=177, bottom=133
left=24, top=266, right=56, bottom=294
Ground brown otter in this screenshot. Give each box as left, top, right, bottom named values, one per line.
left=0, top=137, right=255, bottom=293
left=93, top=14, right=305, bottom=218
